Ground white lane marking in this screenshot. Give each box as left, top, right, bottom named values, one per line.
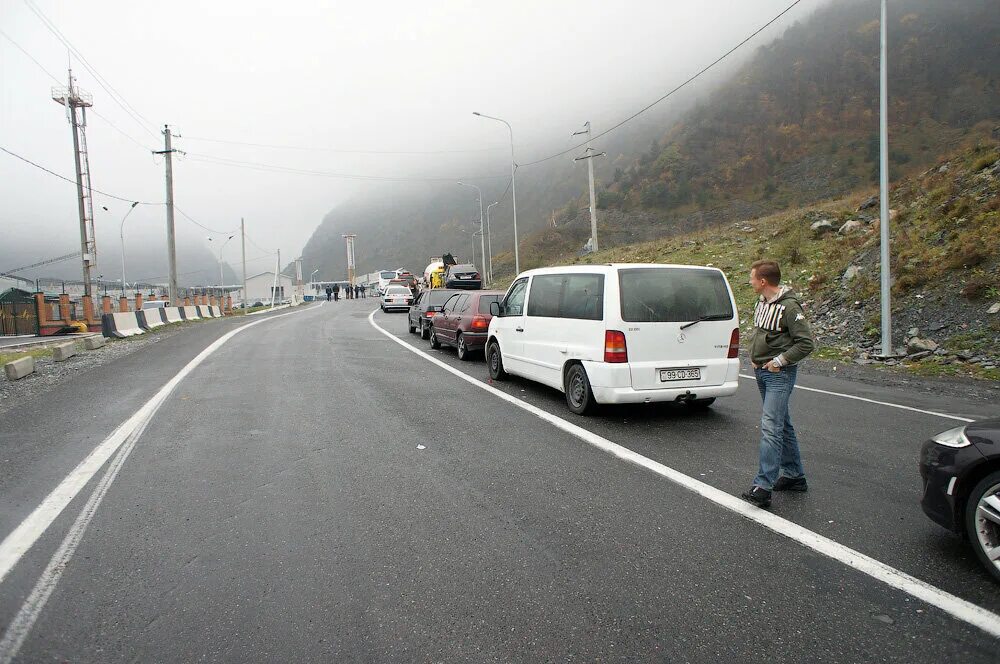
left=370, top=311, right=1000, bottom=640
left=0, top=403, right=152, bottom=663
left=0, top=305, right=316, bottom=588
left=738, top=373, right=974, bottom=422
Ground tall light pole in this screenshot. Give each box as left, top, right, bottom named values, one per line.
left=458, top=182, right=486, bottom=277
left=878, top=0, right=892, bottom=357
left=209, top=234, right=235, bottom=289
left=116, top=202, right=139, bottom=292
left=310, top=268, right=319, bottom=294
left=473, top=111, right=519, bottom=273
left=485, top=200, right=498, bottom=283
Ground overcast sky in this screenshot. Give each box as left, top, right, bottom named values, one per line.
left=1, top=0, right=819, bottom=278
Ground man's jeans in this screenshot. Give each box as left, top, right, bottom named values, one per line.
left=753, top=365, right=805, bottom=490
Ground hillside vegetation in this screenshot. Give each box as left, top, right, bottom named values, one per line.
left=503, top=140, right=1000, bottom=381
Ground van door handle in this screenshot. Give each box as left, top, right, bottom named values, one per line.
left=515, top=327, right=524, bottom=332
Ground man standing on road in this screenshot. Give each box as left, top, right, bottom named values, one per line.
left=741, top=259, right=816, bottom=509
left=325, top=286, right=332, bottom=302
left=332, top=283, right=340, bottom=301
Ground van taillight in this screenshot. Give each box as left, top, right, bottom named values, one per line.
left=471, top=315, right=489, bottom=331
left=604, top=330, right=628, bottom=363
left=728, top=328, right=740, bottom=359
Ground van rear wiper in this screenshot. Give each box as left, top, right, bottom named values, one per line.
left=679, top=314, right=731, bottom=330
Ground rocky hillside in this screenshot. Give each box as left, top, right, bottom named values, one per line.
left=549, top=140, right=1000, bottom=381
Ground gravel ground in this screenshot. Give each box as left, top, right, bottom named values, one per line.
left=0, top=321, right=206, bottom=416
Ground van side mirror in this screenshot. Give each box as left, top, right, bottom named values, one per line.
left=490, top=301, right=501, bottom=317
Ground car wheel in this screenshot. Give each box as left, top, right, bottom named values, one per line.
left=487, top=340, right=506, bottom=381
left=420, top=321, right=430, bottom=340
left=685, top=397, right=716, bottom=410
left=565, top=363, right=596, bottom=415
left=456, top=333, right=471, bottom=361
left=965, top=470, right=1000, bottom=583
left=429, top=327, right=441, bottom=349
left=408, top=320, right=416, bottom=334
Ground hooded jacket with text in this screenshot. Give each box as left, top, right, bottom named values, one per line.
left=748, top=287, right=815, bottom=366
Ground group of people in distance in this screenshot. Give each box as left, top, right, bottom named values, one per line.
left=324, top=283, right=366, bottom=301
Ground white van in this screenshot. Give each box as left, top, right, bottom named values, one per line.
left=486, top=264, right=740, bottom=414
left=376, top=270, right=399, bottom=295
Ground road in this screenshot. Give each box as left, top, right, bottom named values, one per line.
left=0, top=298, right=997, bottom=662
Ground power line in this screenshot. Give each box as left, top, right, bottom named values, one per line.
left=518, top=0, right=806, bottom=167
left=0, top=146, right=160, bottom=205
left=181, top=135, right=507, bottom=156
left=23, top=0, right=160, bottom=140
left=183, top=152, right=508, bottom=183
left=0, top=29, right=156, bottom=151
left=173, top=205, right=239, bottom=236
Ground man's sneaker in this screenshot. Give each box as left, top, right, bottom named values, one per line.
left=773, top=476, right=808, bottom=492
left=740, top=486, right=772, bottom=508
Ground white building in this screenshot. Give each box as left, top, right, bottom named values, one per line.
left=244, top=271, right=295, bottom=304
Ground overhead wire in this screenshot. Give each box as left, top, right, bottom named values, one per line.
left=173, top=205, right=240, bottom=236
left=23, top=0, right=161, bottom=140
left=181, top=136, right=507, bottom=156
left=0, top=29, right=157, bottom=152
left=517, top=0, right=806, bottom=167
left=0, top=146, right=160, bottom=205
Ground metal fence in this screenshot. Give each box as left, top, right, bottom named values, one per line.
left=0, top=300, right=38, bottom=336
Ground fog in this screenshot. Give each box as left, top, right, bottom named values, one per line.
left=1, top=0, right=819, bottom=284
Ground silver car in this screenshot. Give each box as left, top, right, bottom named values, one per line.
left=380, top=285, right=414, bottom=312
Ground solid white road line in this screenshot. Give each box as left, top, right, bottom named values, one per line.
left=0, top=305, right=316, bottom=588
left=370, top=311, right=1000, bottom=640
left=738, top=373, right=975, bottom=422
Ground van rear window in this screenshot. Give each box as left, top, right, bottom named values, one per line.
left=618, top=268, right=733, bottom=322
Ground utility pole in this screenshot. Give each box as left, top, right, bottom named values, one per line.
left=878, top=0, right=892, bottom=357
left=342, top=234, right=357, bottom=287
left=241, top=217, right=247, bottom=308
left=154, top=126, right=183, bottom=304
left=573, top=121, right=606, bottom=254
left=51, top=69, right=96, bottom=297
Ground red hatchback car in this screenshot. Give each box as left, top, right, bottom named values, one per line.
left=428, top=290, right=504, bottom=360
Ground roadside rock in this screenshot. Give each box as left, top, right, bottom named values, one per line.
left=857, top=195, right=878, bottom=211
left=838, top=219, right=865, bottom=235
left=988, top=302, right=1000, bottom=315
left=842, top=265, right=863, bottom=282
left=907, top=327, right=920, bottom=338
left=810, top=220, right=835, bottom=236
left=907, top=350, right=934, bottom=360
left=906, top=337, right=939, bottom=354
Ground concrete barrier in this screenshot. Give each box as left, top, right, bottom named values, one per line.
left=139, top=308, right=166, bottom=330
left=181, top=306, right=201, bottom=321
left=102, top=312, right=145, bottom=338
left=164, top=307, right=182, bottom=323
left=52, top=341, right=77, bottom=361
left=83, top=336, right=106, bottom=350
left=4, top=356, right=34, bottom=381
left=213, top=305, right=223, bottom=317
left=196, top=305, right=211, bottom=318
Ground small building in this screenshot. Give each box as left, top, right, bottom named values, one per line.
left=244, top=271, right=295, bottom=304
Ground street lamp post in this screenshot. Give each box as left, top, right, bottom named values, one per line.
left=458, top=182, right=486, bottom=278
left=112, top=202, right=139, bottom=295
left=485, top=201, right=498, bottom=283
left=310, top=268, right=319, bottom=294
left=473, top=112, right=519, bottom=274
left=209, top=234, right=236, bottom=293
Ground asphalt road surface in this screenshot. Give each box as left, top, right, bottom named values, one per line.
left=1, top=299, right=997, bottom=662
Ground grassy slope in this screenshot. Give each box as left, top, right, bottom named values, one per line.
left=491, top=141, right=1000, bottom=382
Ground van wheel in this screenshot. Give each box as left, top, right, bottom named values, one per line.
left=964, top=470, right=1000, bottom=583
left=429, top=327, right=441, bottom=349
left=686, top=397, right=716, bottom=410
left=420, top=321, right=430, bottom=340
left=565, top=364, right=596, bottom=415
left=456, top=333, right=471, bottom=361
left=487, top=341, right=506, bottom=381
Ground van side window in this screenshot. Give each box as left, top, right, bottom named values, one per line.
left=504, top=279, right=528, bottom=316
left=527, top=274, right=604, bottom=320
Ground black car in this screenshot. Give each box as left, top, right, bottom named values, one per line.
left=919, top=417, right=1000, bottom=582
left=407, top=289, right=457, bottom=339
left=444, top=264, right=482, bottom=290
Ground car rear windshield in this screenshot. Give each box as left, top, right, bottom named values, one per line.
left=451, top=265, right=476, bottom=274
left=427, top=290, right=455, bottom=305
left=386, top=287, right=410, bottom=295
left=478, top=294, right=501, bottom=313
left=618, top=268, right=733, bottom=322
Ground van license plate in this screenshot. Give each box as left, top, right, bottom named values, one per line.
left=660, top=368, right=700, bottom=382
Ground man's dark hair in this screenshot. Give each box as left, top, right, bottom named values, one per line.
left=751, top=260, right=781, bottom=286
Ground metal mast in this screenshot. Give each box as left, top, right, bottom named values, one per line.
left=573, top=121, right=606, bottom=254
left=51, top=69, right=96, bottom=296
left=342, top=234, right=357, bottom=286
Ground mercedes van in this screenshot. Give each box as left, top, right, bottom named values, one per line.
left=486, top=264, right=740, bottom=414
